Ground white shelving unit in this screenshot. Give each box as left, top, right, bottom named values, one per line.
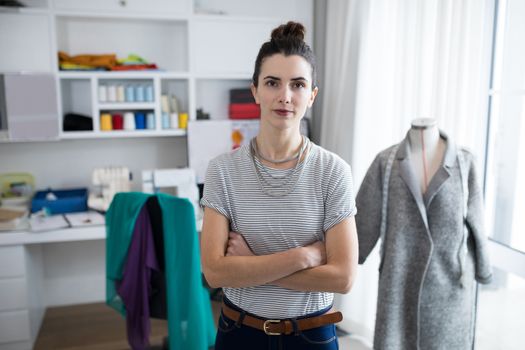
left=0, top=0, right=313, bottom=141
left=53, top=7, right=190, bottom=138
left=0, top=1, right=313, bottom=348
left=58, top=72, right=189, bottom=138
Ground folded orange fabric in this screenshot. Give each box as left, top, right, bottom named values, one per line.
left=111, top=64, right=158, bottom=71
left=58, top=51, right=117, bottom=69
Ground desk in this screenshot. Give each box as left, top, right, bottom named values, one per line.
left=0, top=226, right=106, bottom=350
left=0, top=226, right=106, bottom=247
left=0, top=219, right=202, bottom=350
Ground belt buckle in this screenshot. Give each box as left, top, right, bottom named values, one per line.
left=263, top=319, right=281, bottom=335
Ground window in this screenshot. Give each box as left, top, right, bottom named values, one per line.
left=476, top=0, right=525, bottom=348
left=484, top=0, right=525, bottom=254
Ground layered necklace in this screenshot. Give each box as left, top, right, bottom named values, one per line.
left=250, top=135, right=310, bottom=197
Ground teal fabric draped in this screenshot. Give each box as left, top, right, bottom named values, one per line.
left=106, top=192, right=215, bottom=349
left=106, top=192, right=150, bottom=316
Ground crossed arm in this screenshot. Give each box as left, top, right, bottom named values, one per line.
left=200, top=207, right=358, bottom=294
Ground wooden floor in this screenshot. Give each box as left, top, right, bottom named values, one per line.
left=32, top=299, right=372, bottom=350
left=34, top=301, right=221, bottom=350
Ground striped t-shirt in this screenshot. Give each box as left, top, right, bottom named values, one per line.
left=201, top=140, right=356, bottom=319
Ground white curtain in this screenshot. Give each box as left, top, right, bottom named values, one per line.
left=319, top=0, right=495, bottom=342
left=319, top=0, right=370, bottom=165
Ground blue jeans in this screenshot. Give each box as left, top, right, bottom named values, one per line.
left=214, top=297, right=339, bottom=350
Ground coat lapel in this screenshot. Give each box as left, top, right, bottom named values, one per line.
left=423, top=132, right=457, bottom=208
left=423, top=168, right=449, bottom=208
left=397, top=136, right=429, bottom=229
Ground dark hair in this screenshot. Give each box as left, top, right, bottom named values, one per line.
left=252, top=21, right=317, bottom=89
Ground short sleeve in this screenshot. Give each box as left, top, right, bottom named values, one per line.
left=200, top=159, right=231, bottom=219
left=323, top=160, right=357, bottom=232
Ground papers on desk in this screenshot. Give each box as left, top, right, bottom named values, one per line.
left=30, top=214, right=70, bottom=232
left=29, top=211, right=105, bottom=232
left=64, top=211, right=105, bottom=227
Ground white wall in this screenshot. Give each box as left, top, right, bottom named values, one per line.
left=0, top=137, right=188, bottom=192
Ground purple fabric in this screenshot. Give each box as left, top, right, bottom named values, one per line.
left=116, top=206, right=159, bottom=350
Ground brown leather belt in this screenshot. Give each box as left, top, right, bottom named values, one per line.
left=221, top=302, right=343, bottom=336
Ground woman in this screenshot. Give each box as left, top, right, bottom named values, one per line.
left=200, top=21, right=358, bottom=349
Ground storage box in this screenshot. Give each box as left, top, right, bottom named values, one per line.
left=31, top=188, right=88, bottom=214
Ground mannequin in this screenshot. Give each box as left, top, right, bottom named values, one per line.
left=354, top=124, right=493, bottom=350
left=408, top=118, right=446, bottom=194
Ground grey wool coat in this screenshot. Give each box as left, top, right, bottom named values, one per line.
left=356, top=132, right=492, bottom=350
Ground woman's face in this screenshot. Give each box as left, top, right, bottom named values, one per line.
left=251, top=54, right=318, bottom=131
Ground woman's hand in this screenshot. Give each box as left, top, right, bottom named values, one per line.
left=226, top=231, right=255, bottom=256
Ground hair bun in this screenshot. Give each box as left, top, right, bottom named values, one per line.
left=271, top=21, right=305, bottom=42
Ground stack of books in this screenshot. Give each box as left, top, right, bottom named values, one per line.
left=229, top=88, right=260, bottom=119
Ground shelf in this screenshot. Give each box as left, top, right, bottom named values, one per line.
left=2, top=0, right=311, bottom=143
left=0, top=217, right=203, bottom=246
left=0, top=7, right=50, bottom=15
left=192, top=14, right=284, bottom=23
left=58, top=73, right=191, bottom=137
left=54, top=10, right=189, bottom=21
left=60, top=129, right=187, bottom=139
left=98, top=102, right=156, bottom=110
left=196, top=79, right=253, bottom=119
left=195, top=73, right=252, bottom=80
left=0, top=137, right=60, bottom=144
left=55, top=16, right=188, bottom=72
left=58, top=71, right=190, bottom=79
left=0, top=226, right=106, bottom=247
left=52, top=0, right=191, bottom=20
left=192, top=0, right=309, bottom=22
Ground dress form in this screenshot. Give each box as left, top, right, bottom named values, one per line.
left=408, top=118, right=446, bottom=194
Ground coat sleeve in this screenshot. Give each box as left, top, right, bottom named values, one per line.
left=355, top=153, right=384, bottom=264
left=464, top=151, right=493, bottom=284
